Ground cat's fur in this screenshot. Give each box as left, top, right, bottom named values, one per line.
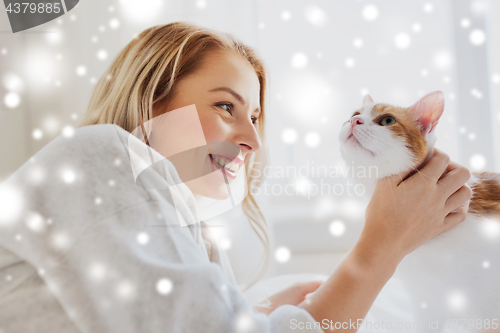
left=339, top=91, right=500, bottom=332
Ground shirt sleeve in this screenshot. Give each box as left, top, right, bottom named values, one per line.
left=38, top=200, right=323, bottom=333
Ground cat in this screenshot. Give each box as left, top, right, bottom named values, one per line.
left=338, top=91, right=500, bottom=332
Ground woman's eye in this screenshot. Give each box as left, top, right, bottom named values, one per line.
left=379, top=115, right=396, bottom=126
left=218, top=103, right=233, bottom=113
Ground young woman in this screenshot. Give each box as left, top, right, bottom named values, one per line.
left=0, top=22, right=471, bottom=332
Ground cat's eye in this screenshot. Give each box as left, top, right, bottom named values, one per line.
left=351, top=112, right=361, bottom=117
left=379, top=115, right=396, bottom=126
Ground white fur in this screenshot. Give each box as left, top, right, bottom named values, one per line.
left=339, top=108, right=500, bottom=332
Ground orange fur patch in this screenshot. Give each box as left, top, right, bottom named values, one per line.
left=468, top=172, right=500, bottom=218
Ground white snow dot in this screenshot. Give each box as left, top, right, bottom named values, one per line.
left=345, top=57, right=355, bottom=67
left=156, top=278, right=173, bottom=295
left=258, top=22, right=265, bottom=30
left=492, top=74, right=500, bottom=83
left=304, top=132, right=321, bottom=148
left=89, top=263, right=106, bottom=281
left=459, top=126, right=466, bottom=134
left=94, top=197, right=102, bottom=205
left=275, top=246, right=291, bottom=263
left=433, top=51, right=452, bottom=70
left=481, top=218, right=500, bottom=239
left=469, top=154, right=486, bottom=171
left=329, top=220, right=346, bottom=237
left=108, top=179, right=115, bottom=186
left=362, top=5, right=378, bottom=21
left=471, top=88, right=483, bottom=99
left=62, top=169, right=76, bottom=184
left=421, top=302, right=427, bottom=309
left=394, top=33, right=411, bottom=49
left=3, top=73, right=24, bottom=92
left=76, top=66, right=87, bottom=76
left=91, top=36, right=98, bottom=43
left=412, top=23, right=422, bottom=33
left=114, top=158, right=122, bottom=166
left=1, top=48, right=7, bottom=55
left=482, top=261, right=490, bottom=269
left=32, top=129, right=43, bottom=140
left=470, top=29, right=486, bottom=46
left=353, top=38, right=363, bottom=48
left=15, top=234, right=22, bottom=241
left=25, top=212, right=46, bottom=233
left=447, top=291, right=466, bottom=310
left=461, top=18, right=471, bottom=28
left=116, top=281, right=135, bottom=299
left=304, top=5, right=328, bottom=27
left=282, top=128, right=298, bottom=144
left=52, top=232, right=71, bottom=249
left=62, top=126, right=75, bottom=138
left=108, top=5, right=115, bottom=12
left=97, top=50, right=108, bottom=61
left=235, top=312, right=255, bottom=332
left=219, top=238, right=232, bottom=250
left=136, top=232, right=149, bottom=245
left=281, top=11, right=291, bottom=21
left=423, top=3, right=434, bottom=12
left=4, top=92, right=20, bottom=108
left=196, top=0, right=206, bottom=9
left=468, top=133, right=475, bottom=140
left=421, top=69, right=429, bottom=77
left=291, top=52, right=308, bottom=68
left=109, top=18, right=120, bottom=29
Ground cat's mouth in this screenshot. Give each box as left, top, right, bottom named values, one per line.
left=347, top=133, right=376, bottom=157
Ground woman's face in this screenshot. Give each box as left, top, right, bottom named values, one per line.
left=151, top=50, right=262, bottom=200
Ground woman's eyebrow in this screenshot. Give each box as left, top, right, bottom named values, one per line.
left=209, top=87, right=245, bottom=104
left=209, top=87, right=261, bottom=114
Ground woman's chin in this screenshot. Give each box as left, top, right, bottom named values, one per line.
left=184, top=173, right=232, bottom=200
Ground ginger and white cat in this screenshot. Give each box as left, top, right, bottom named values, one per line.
left=339, top=91, right=500, bottom=332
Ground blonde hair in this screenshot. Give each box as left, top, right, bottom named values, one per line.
left=79, top=22, right=269, bottom=290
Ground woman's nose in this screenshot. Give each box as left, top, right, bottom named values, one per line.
left=350, top=115, right=364, bottom=127
left=236, top=122, right=261, bottom=154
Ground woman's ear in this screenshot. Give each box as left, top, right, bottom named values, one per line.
left=409, top=90, right=445, bottom=134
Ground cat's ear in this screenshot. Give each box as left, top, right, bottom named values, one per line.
left=362, top=94, right=374, bottom=107
left=409, top=91, right=444, bottom=134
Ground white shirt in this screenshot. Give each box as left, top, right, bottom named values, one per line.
left=0, top=124, right=323, bottom=333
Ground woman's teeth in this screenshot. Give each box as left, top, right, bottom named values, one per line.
left=212, top=155, right=238, bottom=173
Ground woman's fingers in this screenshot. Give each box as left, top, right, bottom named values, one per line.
left=445, top=183, right=472, bottom=212
left=438, top=162, right=472, bottom=197
left=294, top=280, right=324, bottom=296
left=415, top=148, right=450, bottom=184
left=440, top=206, right=469, bottom=234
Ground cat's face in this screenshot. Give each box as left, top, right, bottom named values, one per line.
left=339, top=91, right=445, bottom=179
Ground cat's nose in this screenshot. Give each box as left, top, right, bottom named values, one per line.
left=350, top=116, right=364, bottom=127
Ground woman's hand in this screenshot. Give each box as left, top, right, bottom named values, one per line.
left=253, top=280, right=324, bottom=315
left=355, top=148, right=472, bottom=269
